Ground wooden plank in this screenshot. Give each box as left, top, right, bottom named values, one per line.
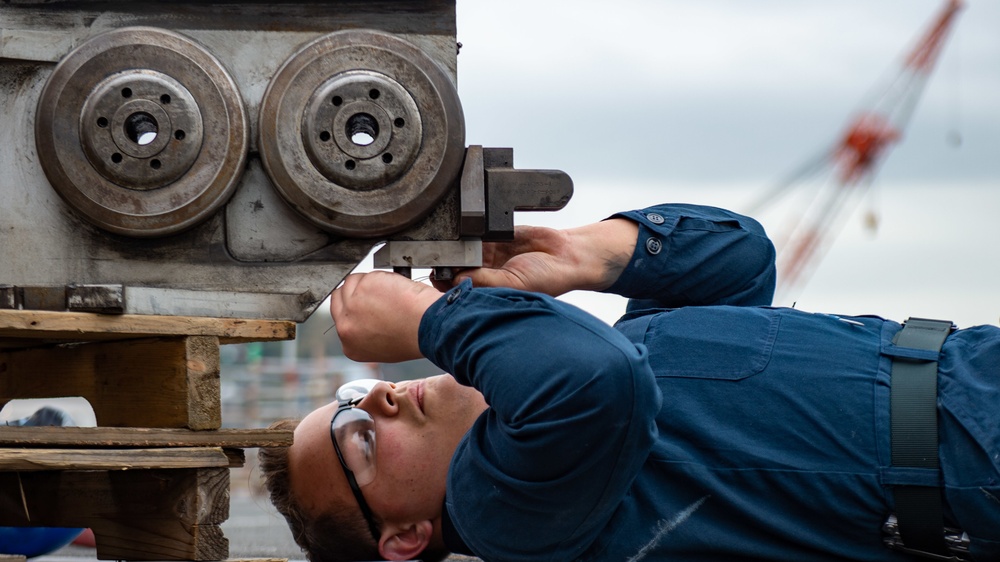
left=0, top=447, right=231, bottom=471
left=0, top=309, right=294, bottom=345
left=0, top=468, right=230, bottom=560
left=0, top=336, right=221, bottom=429
left=223, top=448, right=246, bottom=467
left=0, top=426, right=293, bottom=448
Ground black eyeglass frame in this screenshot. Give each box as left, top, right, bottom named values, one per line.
left=330, top=395, right=382, bottom=545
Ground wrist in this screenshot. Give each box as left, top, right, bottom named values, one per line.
left=566, top=218, right=638, bottom=292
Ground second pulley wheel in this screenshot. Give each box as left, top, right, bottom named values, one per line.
left=259, top=29, right=465, bottom=238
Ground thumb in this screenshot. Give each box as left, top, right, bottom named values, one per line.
left=457, top=267, right=526, bottom=290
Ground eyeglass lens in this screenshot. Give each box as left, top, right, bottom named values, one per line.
left=332, top=379, right=382, bottom=487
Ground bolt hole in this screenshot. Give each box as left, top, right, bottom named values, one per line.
left=150, top=159, right=161, bottom=170
left=346, top=113, right=379, bottom=146
left=121, top=87, right=132, bottom=98
left=160, top=94, right=171, bottom=104
left=369, top=89, right=381, bottom=100
left=111, top=153, right=123, bottom=164
left=124, top=112, right=158, bottom=146
left=382, top=153, right=393, bottom=164
left=345, top=160, right=356, bottom=170
left=394, top=117, right=405, bottom=128
left=174, top=130, right=186, bottom=141
left=319, top=131, right=331, bottom=142
left=97, top=117, right=109, bottom=128
left=332, top=96, right=343, bottom=106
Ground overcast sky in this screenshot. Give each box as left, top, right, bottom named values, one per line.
left=441, top=0, right=1000, bottom=328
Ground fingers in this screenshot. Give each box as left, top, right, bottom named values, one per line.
left=327, top=271, right=439, bottom=363
left=329, top=273, right=365, bottom=327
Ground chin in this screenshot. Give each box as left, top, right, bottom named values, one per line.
left=431, top=375, right=488, bottom=413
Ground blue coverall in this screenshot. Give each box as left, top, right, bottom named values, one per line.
left=418, top=204, right=1000, bottom=561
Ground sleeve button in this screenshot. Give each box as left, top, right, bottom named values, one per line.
left=446, top=288, right=462, bottom=304
left=645, top=237, right=662, bottom=255
left=646, top=212, right=665, bottom=224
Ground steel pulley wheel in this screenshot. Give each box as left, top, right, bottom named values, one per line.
left=35, top=27, right=248, bottom=237
left=259, top=29, right=465, bottom=237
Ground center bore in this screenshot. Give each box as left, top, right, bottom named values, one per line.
left=346, top=113, right=379, bottom=146
left=125, top=112, right=159, bottom=146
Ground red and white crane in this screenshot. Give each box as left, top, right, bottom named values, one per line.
left=749, top=0, right=964, bottom=301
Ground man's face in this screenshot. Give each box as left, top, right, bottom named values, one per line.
left=288, top=374, right=488, bottom=541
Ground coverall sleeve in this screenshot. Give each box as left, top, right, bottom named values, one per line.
left=419, top=283, right=661, bottom=561
left=605, top=204, right=776, bottom=308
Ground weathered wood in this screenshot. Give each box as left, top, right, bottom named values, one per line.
left=0, top=447, right=231, bottom=471
left=223, top=448, right=246, bottom=467
left=0, top=426, right=293, bottom=448
left=0, top=309, right=294, bottom=346
left=0, top=336, right=221, bottom=429
left=0, top=468, right=230, bottom=560
left=90, top=521, right=227, bottom=561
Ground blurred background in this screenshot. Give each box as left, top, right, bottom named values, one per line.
left=452, top=0, right=999, bottom=329
left=28, top=1, right=998, bottom=559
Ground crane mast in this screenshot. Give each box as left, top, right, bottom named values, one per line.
left=752, top=0, right=964, bottom=300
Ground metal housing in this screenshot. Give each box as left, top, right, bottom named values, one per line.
left=1, top=1, right=572, bottom=321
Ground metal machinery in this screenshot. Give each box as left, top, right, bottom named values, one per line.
left=0, top=1, right=573, bottom=321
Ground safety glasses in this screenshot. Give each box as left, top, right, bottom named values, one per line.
left=330, top=378, right=382, bottom=544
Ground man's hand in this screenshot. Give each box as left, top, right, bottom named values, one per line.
left=330, top=271, right=443, bottom=363
left=434, top=218, right=638, bottom=297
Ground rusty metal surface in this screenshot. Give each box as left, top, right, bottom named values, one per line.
left=259, top=29, right=465, bottom=237
left=65, top=284, right=125, bottom=313
left=0, top=1, right=572, bottom=322
left=0, top=1, right=462, bottom=321
left=35, top=27, right=248, bottom=237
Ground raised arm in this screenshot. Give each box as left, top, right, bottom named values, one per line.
left=419, top=282, right=661, bottom=560
left=329, top=269, right=662, bottom=559
left=439, top=203, right=776, bottom=308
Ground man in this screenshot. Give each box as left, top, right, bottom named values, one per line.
left=260, top=204, right=1000, bottom=561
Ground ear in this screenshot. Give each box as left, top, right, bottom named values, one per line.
left=378, top=519, right=433, bottom=561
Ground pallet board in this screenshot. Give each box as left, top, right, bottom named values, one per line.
left=0, top=468, right=230, bottom=560
left=0, top=310, right=300, bottom=559
left=0, top=309, right=295, bottom=348
left=0, top=447, right=231, bottom=471
left=0, top=426, right=292, bottom=448
left=1, top=336, right=223, bottom=429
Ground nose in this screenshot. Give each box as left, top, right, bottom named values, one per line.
left=358, top=381, right=399, bottom=418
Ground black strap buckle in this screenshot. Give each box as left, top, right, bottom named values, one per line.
left=883, top=514, right=972, bottom=561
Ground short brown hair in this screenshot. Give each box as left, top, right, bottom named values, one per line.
left=258, top=418, right=380, bottom=562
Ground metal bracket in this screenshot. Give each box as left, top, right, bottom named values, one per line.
left=375, top=146, right=573, bottom=278
left=459, top=146, right=573, bottom=241
left=373, top=240, right=482, bottom=280
left=0, top=284, right=125, bottom=314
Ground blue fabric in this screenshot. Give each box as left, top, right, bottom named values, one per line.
left=418, top=204, right=1000, bottom=561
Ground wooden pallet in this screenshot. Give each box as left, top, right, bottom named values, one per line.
left=0, top=310, right=296, bottom=560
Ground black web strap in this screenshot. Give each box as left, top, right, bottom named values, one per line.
left=890, top=317, right=954, bottom=556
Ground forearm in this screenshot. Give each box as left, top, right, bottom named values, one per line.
left=555, top=217, right=638, bottom=293
left=605, top=204, right=776, bottom=307
left=449, top=203, right=774, bottom=307
left=419, top=281, right=659, bottom=479
left=425, top=283, right=661, bottom=559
